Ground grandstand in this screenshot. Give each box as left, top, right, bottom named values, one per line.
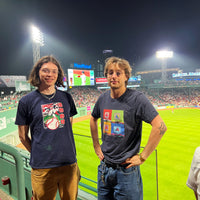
left=1, top=67, right=200, bottom=200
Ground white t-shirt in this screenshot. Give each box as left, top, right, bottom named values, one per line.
left=187, top=147, right=200, bottom=199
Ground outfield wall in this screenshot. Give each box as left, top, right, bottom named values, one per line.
left=74, top=105, right=94, bottom=118
left=0, top=108, right=17, bottom=138
left=155, top=104, right=198, bottom=110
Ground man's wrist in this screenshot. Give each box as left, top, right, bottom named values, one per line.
left=138, top=153, right=146, bottom=162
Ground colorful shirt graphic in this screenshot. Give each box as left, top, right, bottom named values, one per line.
left=103, top=109, right=125, bottom=137
left=41, top=102, right=65, bottom=130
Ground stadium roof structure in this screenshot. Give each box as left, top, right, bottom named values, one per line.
left=136, top=68, right=179, bottom=75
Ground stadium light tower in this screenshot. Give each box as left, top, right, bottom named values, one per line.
left=156, top=50, right=173, bottom=83
left=31, top=25, right=44, bottom=64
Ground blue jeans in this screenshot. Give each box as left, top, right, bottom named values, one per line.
left=97, top=161, right=143, bottom=200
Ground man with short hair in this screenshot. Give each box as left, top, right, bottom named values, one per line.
left=90, top=56, right=167, bottom=200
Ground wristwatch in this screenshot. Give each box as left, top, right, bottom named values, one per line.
left=138, top=153, right=146, bottom=162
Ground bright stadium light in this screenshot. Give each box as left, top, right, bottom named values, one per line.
left=156, top=50, right=173, bottom=83
left=156, top=50, right=173, bottom=59
left=30, top=25, right=44, bottom=64
left=31, top=25, right=44, bottom=46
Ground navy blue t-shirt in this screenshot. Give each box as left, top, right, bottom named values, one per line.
left=15, top=89, right=77, bottom=168
left=92, top=88, right=158, bottom=164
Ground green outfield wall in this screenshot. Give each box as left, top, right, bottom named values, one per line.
left=0, top=108, right=17, bottom=138
left=0, top=106, right=94, bottom=139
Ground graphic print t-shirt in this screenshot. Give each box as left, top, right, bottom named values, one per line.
left=15, top=90, right=77, bottom=168
left=92, top=89, right=158, bottom=163
left=103, top=109, right=125, bottom=137
left=41, top=102, right=65, bottom=130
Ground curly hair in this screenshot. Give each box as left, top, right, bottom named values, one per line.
left=28, top=55, right=65, bottom=88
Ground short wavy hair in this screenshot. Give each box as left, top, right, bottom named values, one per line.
left=28, top=55, right=65, bottom=88
left=104, top=56, right=132, bottom=86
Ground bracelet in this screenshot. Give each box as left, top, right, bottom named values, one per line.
left=138, top=153, right=146, bottom=162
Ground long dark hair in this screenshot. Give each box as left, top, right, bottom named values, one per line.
left=28, top=55, right=65, bottom=88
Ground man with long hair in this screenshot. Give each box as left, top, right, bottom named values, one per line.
left=15, top=55, right=80, bottom=200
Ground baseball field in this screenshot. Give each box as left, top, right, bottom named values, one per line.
left=73, top=108, right=200, bottom=200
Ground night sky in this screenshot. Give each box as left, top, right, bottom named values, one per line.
left=1, top=0, right=200, bottom=76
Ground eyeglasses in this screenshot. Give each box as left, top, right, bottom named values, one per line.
left=40, top=68, right=58, bottom=75
left=107, top=71, right=124, bottom=77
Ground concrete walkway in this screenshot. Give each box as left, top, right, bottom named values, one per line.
left=0, top=189, right=14, bottom=200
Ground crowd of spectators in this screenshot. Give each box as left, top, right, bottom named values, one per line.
left=69, top=86, right=200, bottom=108
left=68, top=86, right=102, bottom=108
left=1, top=86, right=200, bottom=111
left=0, top=93, right=23, bottom=111
left=143, top=88, right=200, bottom=107
left=66, top=86, right=200, bottom=108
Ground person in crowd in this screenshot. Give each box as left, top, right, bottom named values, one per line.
left=187, top=147, right=200, bottom=199
left=90, top=56, right=167, bottom=200
left=15, top=55, right=80, bottom=200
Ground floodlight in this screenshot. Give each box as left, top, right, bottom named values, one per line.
left=156, top=50, right=173, bottom=83
left=30, top=25, right=44, bottom=64
left=156, top=50, right=173, bottom=58
left=31, top=25, right=44, bottom=46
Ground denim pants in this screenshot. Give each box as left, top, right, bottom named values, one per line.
left=97, top=161, right=143, bottom=200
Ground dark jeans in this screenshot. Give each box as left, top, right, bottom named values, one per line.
left=97, top=160, right=143, bottom=200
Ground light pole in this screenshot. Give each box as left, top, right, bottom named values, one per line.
left=156, top=50, right=173, bottom=83
left=31, top=25, right=44, bottom=64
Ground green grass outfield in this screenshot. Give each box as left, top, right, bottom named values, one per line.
left=73, top=108, right=200, bottom=200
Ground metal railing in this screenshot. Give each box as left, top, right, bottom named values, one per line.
left=0, top=142, right=26, bottom=200
left=0, top=141, right=97, bottom=200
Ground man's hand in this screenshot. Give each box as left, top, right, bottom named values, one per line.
left=94, top=144, right=104, bottom=161
left=121, top=154, right=144, bottom=169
